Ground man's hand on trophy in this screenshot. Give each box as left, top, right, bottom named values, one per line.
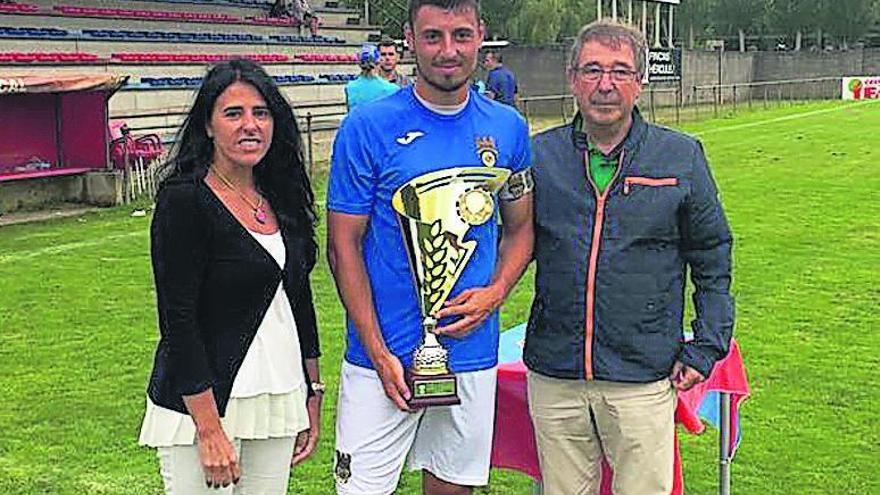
left=374, top=352, right=412, bottom=412
left=434, top=284, right=506, bottom=338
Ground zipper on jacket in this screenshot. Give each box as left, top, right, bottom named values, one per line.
left=583, top=149, right=625, bottom=380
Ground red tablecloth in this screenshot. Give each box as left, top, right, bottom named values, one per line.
left=491, top=339, right=749, bottom=494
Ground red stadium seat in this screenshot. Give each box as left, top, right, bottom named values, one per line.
left=36, top=53, right=60, bottom=62
left=0, top=3, right=38, bottom=14
left=12, top=53, right=37, bottom=63
left=61, top=52, right=96, bottom=62
left=111, top=53, right=137, bottom=62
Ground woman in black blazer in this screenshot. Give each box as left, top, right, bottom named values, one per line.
left=138, top=59, right=322, bottom=492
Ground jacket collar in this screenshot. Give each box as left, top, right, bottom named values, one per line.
left=570, top=106, right=647, bottom=155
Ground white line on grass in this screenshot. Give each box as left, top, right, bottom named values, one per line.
left=0, top=231, right=145, bottom=265
left=693, top=99, right=880, bottom=136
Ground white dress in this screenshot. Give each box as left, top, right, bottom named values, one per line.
left=139, top=230, right=309, bottom=447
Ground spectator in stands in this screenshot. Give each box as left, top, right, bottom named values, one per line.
left=138, top=59, right=324, bottom=493
left=272, top=0, right=320, bottom=37
left=344, top=43, right=399, bottom=110
left=378, top=37, right=412, bottom=87
left=484, top=49, right=519, bottom=107
left=293, top=0, right=320, bottom=37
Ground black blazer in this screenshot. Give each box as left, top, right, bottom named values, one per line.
left=146, top=175, right=319, bottom=416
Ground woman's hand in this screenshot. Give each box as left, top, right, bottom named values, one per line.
left=291, top=392, right=322, bottom=465
left=182, top=389, right=240, bottom=488
left=197, top=424, right=241, bottom=488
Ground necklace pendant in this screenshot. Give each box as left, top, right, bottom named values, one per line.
left=254, top=207, right=268, bottom=225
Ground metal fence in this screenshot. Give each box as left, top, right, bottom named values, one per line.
left=125, top=156, right=160, bottom=203
left=520, top=76, right=844, bottom=128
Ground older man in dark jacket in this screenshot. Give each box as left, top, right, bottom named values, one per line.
left=526, top=19, right=734, bottom=495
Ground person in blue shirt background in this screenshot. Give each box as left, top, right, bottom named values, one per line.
left=327, top=1, right=534, bottom=493
left=344, top=43, right=400, bottom=111
left=484, top=49, right=519, bottom=107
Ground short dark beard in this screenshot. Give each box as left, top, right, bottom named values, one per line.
left=414, top=57, right=473, bottom=93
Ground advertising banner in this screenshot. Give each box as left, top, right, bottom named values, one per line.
left=841, top=76, right=880, bottom=100
left=647, top=47, right=682, bottom=83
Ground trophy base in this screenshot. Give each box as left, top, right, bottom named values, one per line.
left=405, top=370, right=461, bottom=409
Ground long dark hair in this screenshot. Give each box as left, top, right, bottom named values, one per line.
left=160, top=59, right=317, bottom=250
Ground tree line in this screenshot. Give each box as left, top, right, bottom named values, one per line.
left=347, top=0, right=879, bottom=51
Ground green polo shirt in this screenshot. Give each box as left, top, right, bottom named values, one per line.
left=577, top=115, right=621, bottom=195
left=587, top=142, right=619, bottom=195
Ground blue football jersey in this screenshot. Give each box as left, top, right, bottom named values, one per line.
left=327, top=86, right=531, bottom=373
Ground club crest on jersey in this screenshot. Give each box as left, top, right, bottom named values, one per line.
left=475, top=136, right=498, bottom=168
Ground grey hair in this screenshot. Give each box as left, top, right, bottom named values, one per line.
left=568, top=19, right=647, bottom=76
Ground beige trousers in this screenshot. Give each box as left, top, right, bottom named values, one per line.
left=157, top=436, right=296, bottom=494
left=527, top=372, right=676, bottom=495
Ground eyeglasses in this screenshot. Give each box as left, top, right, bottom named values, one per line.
left=573, top=65, right=639, bottom=83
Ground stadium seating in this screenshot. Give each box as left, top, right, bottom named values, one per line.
left=0, top=51, right=100, bottom=63
left=110, top=52, right=291, bottom=63
left=0, top=26, right=69, bottom=38
left=318, top=73, right=357, bottom=82
left=0, top=50, right=356, bottom=65
left=135, top=73, right=359, bottom=88
left=0, top=26, right=346, bottom=45
left=247, top=15, right=302, bottom=27
left=269, top=34, right=346, bottom=44
left=55, top=5, right=238, bottom=24
left=0, top=3, right=39, bottom=15
left=0, top=0, right=384, bottom=161
left=296, top=53, right=358, bottom=62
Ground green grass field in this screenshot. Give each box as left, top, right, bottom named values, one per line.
left=1, top=99, right=878, bottom=494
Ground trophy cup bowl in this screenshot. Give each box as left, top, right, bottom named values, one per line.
left=392, top=167, right=511, bottom=408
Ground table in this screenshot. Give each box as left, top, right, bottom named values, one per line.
left=491, top=324, right=749, bottom=494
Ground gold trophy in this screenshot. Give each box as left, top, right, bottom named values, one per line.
left=392, top=166, right=511, bottom=408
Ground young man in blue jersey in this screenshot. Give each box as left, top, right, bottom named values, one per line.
left=326, top=1, right=534, bottom=493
